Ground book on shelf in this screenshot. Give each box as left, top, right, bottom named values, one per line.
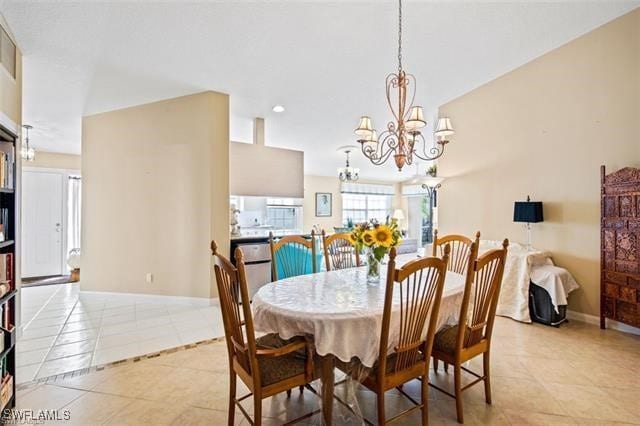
left=0, top=253, right=12, bottom=284
left=0, top=303, right=11, bottom=331
left=0, top=209, right=8, bottom=242
left=0, top=357, right=6, bottom=377
left=0, top=373, right=12, bottom=409
left=0, top=284, right=9, bottom=299
left=0, top=142, right=14, bottom=190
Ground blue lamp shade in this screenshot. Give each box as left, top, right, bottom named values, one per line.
left=513, top=200, right=544, bottom=223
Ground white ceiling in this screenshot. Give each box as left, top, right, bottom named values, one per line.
left=1, top=0, right=638, bottom=181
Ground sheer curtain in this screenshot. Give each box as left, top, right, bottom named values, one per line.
left=67, top=176, right=82, bottom=253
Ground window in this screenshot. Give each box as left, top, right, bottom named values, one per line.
left=406, top=189, right=436, bottom=247
left=419, top=195, right=434, bottom=244
left=266, top=198, right=302, bottom=230
left=266, top=198, right=299, bottom=206
left=266, top=207, right=297, bottom=229
left=342, top=194, right=391, bottom=225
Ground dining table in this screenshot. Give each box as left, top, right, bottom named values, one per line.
left=252, top=252, right=466, bottom=425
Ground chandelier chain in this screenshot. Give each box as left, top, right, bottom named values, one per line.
left=397, top=0, right=402, bottom=72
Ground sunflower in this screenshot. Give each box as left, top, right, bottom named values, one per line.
left=371, top=225, right=394, bottom=248
left=348, top=231, right=359, bottom=245
left=362, top=230, right=376, bottom=246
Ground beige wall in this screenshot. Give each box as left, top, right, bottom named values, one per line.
left=438, top=9, right=640, bottom=316
left=82, top=91, right=229, bottom=298
left=0, top=13, right=21, bottom=133
left=302, top=175, right=405, bottom=233
left=230, top=142, right=303, bottom=198
left=29, top=152, right=81, bottom=170
left=303, top=175, right=343, bottom=232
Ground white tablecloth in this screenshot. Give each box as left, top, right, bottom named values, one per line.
left=252, top=253, right=465, bottom=368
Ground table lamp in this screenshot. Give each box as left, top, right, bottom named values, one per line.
left=513, top=195, right=544, bottom=250
left=392, top=209, right=406, bottom=235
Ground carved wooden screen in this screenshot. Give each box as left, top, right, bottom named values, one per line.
left=601, top=166, right=640, bottom=329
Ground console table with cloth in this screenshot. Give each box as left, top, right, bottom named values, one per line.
left=252, top=253, right=466, bottom=424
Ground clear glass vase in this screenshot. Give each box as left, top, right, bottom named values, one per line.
left=366, top=248, right=381, bottom=283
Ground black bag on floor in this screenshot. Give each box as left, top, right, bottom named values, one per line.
left=529, top=281, right=567, bottom=327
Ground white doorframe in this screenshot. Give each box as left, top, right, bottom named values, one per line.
left=23, top=166, right=81, bottom=276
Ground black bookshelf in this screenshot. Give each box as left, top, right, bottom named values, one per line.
left=0, top=124, right=16, bottom=412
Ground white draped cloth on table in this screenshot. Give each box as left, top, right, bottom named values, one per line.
left=479, top=240, right=552, bottom=323
left=252, top=253, right=465, bottom=368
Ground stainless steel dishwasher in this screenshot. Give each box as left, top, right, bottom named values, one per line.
left=236, top=242, right=272, bottom=298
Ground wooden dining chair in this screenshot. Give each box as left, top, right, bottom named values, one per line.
left=211, top=241, right=318, bottom=426
left=321, top=230, right=360, bottom=271
left=430, top=239, right=509, bottom=424
left=339, top=245, right=450, bottom=425
left=432, top=230, right=481, bottom=275
left=269, top=231, right=318, bottom=281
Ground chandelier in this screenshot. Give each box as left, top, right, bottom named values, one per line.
left=337, top=147, right=359, bottom=182
left=354, top=0, right=454, bottom=172
left=21, top=124, right=36, bottom=162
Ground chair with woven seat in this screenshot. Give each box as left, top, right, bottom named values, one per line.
left=211, top=241, right=317, bottom=426
left=339, top=245, right=451, bottom=425
left=432, top=230, right=481, bottom=275
left=269, top=231, right=317, bottom=281
left=321, top=230, right=360, bottom=271
left=430, top=239, right=509, bottom=424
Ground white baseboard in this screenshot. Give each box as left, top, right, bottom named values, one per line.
left=567, top=310, right=640, bottom=336
left=80, top=289, right=219, bottom=306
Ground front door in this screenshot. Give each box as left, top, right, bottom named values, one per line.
left=22, top=170, right=64, bottom=277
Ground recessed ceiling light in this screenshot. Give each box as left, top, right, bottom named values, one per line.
left=272, top=105, right=285, bottom=113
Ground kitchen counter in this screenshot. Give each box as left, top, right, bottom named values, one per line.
left=230, top=230, right=304, bottom=242
left=230, top=235, right=272, bottom=243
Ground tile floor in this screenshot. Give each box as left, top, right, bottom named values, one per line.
left=17, top=283, right=224, bottom=384
left=14, top=316, right=640, bottom=425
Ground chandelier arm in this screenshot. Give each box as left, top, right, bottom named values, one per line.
left=405, top=151, right=414, bottom=166
left=403, top=73, right=417, bottom=120
left=412, top=133, right=446, bottom=162
left=386, top=73, right=401, bottom=123
left=361, top=133, right=388, bottom=164
left=361, top=130, right=397, bottom=165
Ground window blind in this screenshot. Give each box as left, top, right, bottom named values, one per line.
left=340, top=182, right=395, bottom=195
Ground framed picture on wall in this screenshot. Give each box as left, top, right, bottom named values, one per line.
left=315, top=192, right=332, bottom=217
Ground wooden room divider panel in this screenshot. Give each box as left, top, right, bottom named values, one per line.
left=601, top=166, right=640, bottom=329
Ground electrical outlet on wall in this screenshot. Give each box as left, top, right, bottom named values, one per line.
left=146, top=273, right=153, bottom=284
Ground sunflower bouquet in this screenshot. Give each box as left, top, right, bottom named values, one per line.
left=349, top=218, right=402, bottom=282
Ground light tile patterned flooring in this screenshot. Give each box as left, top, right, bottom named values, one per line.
left=14, top=316, right=640, bottom=425
left=17, top=283, right=224, bottom=384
